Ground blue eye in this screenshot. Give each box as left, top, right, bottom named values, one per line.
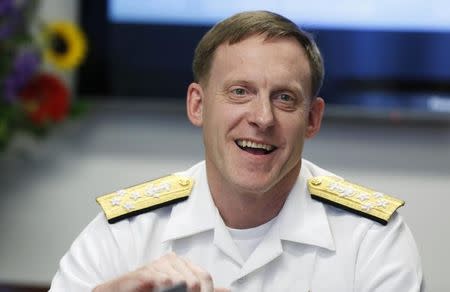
left=232, top=88, right=246, bottom=95
left=279, top=94, right=293, bottom=102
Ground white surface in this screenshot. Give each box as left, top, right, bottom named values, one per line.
left=0, top=101, right=449, bottom=291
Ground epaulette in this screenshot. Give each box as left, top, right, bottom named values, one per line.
left=96, top=175, right=194, bottom=224
left=308, top=176, right=405, bottom=225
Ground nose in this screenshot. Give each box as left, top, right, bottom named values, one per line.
left=248, top=95, right=275, bottom=130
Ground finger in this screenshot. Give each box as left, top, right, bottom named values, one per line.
left=168, top=256, right=202, bottom=292
left=214, top=288, right=231, bottom=292
left=146, top=267, right=178, bottom=288
left=179, top=257, right=214, bottom=292
left=151, top=257, right=186, bottom=287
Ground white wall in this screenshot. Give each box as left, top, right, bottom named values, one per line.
left=0, top=100, right=449, bottom=291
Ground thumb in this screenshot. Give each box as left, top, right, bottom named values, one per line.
left=214, top=288, right=231, bottom=292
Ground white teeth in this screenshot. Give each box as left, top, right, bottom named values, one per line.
left=237, top=140, right=274, bottom=151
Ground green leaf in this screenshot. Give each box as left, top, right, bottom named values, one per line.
left=0, top=51, right=14, bottom=76
left=69, top=100, right=90, bottom=118
left=0, top=117, right=12, bottom=152
left=0, top=118, right=8, bottom=139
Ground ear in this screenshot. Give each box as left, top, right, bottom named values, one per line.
left=305, top=97, right=325, bottom=138
left=186, top=82, right=204, bottom=127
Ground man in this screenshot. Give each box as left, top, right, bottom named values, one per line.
left=50, top=11, right=423, bottom=291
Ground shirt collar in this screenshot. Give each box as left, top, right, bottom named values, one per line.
left=162, top=160, right=336, bottom=251
left=162, top=162, right=216, bottom=242
left=278, top=162, right=336, bottom=251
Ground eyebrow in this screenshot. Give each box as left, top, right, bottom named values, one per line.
left=223, top=79, right=305, bottom=96
left=222, top=79, right=253, bottom=90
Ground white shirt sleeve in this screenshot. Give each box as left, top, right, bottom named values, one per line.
left=355, top=213, right=423, bottom=291
left=49, top=213, right=130, bottom=292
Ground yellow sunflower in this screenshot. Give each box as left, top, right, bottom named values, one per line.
left=43, top=21, right=87, bottom=70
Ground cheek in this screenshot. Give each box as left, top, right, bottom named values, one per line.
left=291, top=126, right=307, bottom=146
left=281, top=111, right=308, bottom=135
left=202, top=102, right=234, bottom=142
left=211, top=103, right=247, bottom=131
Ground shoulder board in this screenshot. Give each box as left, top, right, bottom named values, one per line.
left=96, top=175, right=194, bottom=224
left=308, top=176, right=404, bottom=225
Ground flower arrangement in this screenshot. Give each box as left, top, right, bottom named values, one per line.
left=0, top=0, right=87, bottom=151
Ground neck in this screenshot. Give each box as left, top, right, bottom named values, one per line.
left=206, top=162, right=301, bottom=229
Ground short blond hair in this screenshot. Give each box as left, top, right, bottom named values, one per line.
left=192, top=11, right=324, bottom=97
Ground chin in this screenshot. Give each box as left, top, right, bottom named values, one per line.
left=229, top=171, right=278, bottom=195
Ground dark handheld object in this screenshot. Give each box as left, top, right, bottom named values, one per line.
left=159, top=282, right=187, bottom=292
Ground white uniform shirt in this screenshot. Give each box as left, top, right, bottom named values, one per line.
left=50, top=160, right=423, bottom=291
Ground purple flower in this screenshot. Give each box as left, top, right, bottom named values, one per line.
left=0, top=0, right=22, bottom=41
left=2, top=50, right=40, bottom=103
left=0, top=0, right=14, bottom=16
left=3, top=76, right=18, bottom=103
left=0, top=23, right=13, bottom=40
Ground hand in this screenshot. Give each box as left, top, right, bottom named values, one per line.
left=93, top=252, right=230, bottom=292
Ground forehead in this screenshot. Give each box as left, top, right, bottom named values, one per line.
left=208, top=35, right=312, bottom=93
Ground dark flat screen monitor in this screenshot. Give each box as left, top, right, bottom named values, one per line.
left=79, top=0, right=450, bottom=122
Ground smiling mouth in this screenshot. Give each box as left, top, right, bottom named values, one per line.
left=235, top=139, right=277, bottom=155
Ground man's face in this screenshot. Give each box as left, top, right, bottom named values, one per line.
left=187, top=35, right=324, bottom=197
